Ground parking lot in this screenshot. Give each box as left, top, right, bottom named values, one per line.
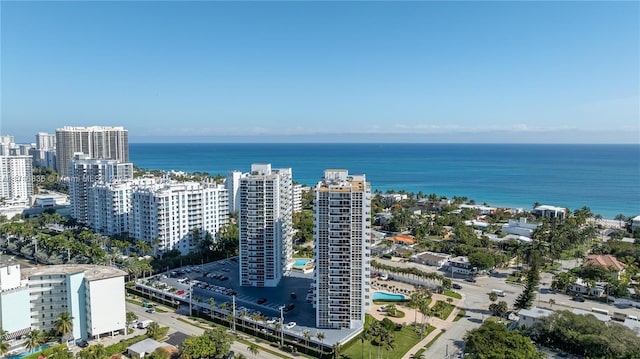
left=136, top=257, right=361, bottom=348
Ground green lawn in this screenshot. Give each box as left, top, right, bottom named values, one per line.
left=454, top=309, right=466, bottom=322
left=432, top=301, right=455, bottom=320
left=341, top=324, right=428, bottom=359
left=443, top=290, right=462, bottom=299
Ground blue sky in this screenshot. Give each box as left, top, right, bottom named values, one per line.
left=1, top=1, right=638, bottom=143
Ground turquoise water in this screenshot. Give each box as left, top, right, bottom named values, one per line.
left=294, top=259, right=312, bottom=267
left=8, top=345, right=51, bottom=359
left=372, top=292, right=405, bottom=301
left=130, top=143, right=640, bottom=218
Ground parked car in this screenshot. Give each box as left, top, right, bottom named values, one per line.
left=572, top=296, right=586, bottom=302
left=284, top=303, right=295, bottom=312
left=146, top=308, right=156, bottom=313
left=223, top=350, right=235, bottom=359
left=464, top=277, right=477, bottom=283
left=257, top=297, right=267, bottom=304
left=452, top=283, right=462, bottom=289
left=285, top=322, right=297, bottom=329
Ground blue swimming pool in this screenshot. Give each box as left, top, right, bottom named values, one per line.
left=8, top=344, right=51, bottom=359
left=294, top=259, right=312, bottom=267
left=372, top=292, right=405, bottom=301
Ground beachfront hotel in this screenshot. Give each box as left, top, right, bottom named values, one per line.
left=0, top=263, right=126, bottom=343
left=238, top=164, right=293, bottom=287
left=314, top=169, right=371, bottom=329
left=56, top=126, right=129, bottom=178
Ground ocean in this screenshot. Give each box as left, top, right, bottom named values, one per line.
left=129, top=143, right=640, bottom=219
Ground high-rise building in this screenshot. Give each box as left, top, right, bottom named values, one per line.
left=226, top=170, right=243, bottom=214
left=314, top=169, right=371, bottom=329
left=0, top=155, right=33, bottom=206
left=239, top=164, right=293, bottom=287
left=35, top=132, right=56, bottom=150
left=56, top=126, right=129, bottom=178
left=131, top=181, right=229, bottom=255
left=292, top=184, right=303, bottom=213
left=69, top=154, right=134, bottom=224
left=88, top=180, right=137, bottom=236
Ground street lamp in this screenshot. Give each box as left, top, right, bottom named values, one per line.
left=189, top=281, right=193, bottom=315
left=232, top=295, right=237, bottom=333
left=279, top=305, right=285, bottom=347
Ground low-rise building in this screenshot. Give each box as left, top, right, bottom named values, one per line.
left=127, top=338, right=178, bottom=359
left=411, top=251, right=451, bottom=268
left=532, top=205, right=567, bottom=220
left=570, top=278, right=606, bottom=297
left=517, top=307, right=554, bottom=327
left=582, top=254, right=626, bottom=280
left=447, top=256, right=474, bottom=275
left=501, top=217, right=540, bottom=237
left=631, top=215, right=640, bottom=234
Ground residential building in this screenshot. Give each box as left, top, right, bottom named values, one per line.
left=582, top=254, right=626, bottom=280
left=386, top=234, right=416, bottom=245
left=88, top=181, right=137, bottom=236
left=501, top=217, right=540, bottom=237
left=69, top=154, right=134, bottom=224
left=447, top=256, right=474, bottom=275
left=22, top=264, right=127, bottom=340
left=36, top=132, right=56, bottom=151
left=127, top=338, right=178, bottom=359
left=131, top=180, right=229, bottom=255
left=292, top=184, right=303, bottom=213
left=0, top=264, right=31, bottom=340
left=238, top=164, right=293, bottom=287
left=411, top=251, right=451, bottom=268
left=56, top=126, right=129, bottom=178
left=225, top=170, right=243, bottom=214
left=517, top=307, right=554, bottom=327
left=570, top=278, right=606, bottom=297
left=532, top=205, right=567, bottom=220
left=314, top=169, right=371, bottom=329
left=0, top=263, right=126, bottom=343
left=0, top=155, right=33, bottom=207
left=631, top=215, right=640, bottom=234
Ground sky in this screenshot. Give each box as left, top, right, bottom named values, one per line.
left=1, top=1, right=638, bottom=144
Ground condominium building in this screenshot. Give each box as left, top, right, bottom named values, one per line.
left=0, top=263, right=126, bottom=342
left=56, top=126, right=129, bottom=178
left=131, top=181, right=229, bottom=255
left=292, top=184, right=303, bottom=213
left=36, top=132, right=56, bottom=151
left=32, top=133, right=57, bottom=169
left=88, top=180, right=137, bottom=236
left=69, top=154, right=133, bottom=224
left=226, top=170, right=243, bottom=214
left=314, top=169, right=371, bottom=329
left=0, top=155, right=34, bottom=206
left=239, top=164, right=293, bottom=287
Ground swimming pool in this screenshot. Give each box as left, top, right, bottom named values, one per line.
left=294, top=259, right=312, bottom=267
left=8, top=344, right=51, bottom=359
left=372, top=292, right=405, bottom=301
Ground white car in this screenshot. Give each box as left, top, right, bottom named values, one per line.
left=285, top=322, right=296, bottom=329
left=266, top=317, right=279, bottom=324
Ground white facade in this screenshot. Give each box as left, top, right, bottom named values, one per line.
left=56, top=126, right=129, bottom=178
left=131, top=181, right=229, bottom=254
left=631, top=215, right=640, bottom=234
left=292, top=184, right=303, bottom=213
left=502, top=217, right=540, bottom=237
left=22, top=264, right=127, bottom=340
left=69, top=154, right=133, bottom=223
left=226, top=170, right=243, bottom=214
left=88, top=181, right=136, bottom=236
left=0, top=155, right=33, bottom=206
left=532, top=205, right=567, bottom=220
left=314, top=169, right=371, bottom=329
left=239, top=164, right=293, bottom=287
left=0, top=264, right=30, bottom=340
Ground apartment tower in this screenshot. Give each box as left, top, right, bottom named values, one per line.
left=239, top=164, right=293, bottom=287
left=56, top=126, right=129, bottom=178
left=314, top=169, right=371, bottom=329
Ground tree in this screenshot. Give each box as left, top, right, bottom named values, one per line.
left=468, top=250, right=496, bottom=270
left=247, top=343, right=259, bottom=358
left=146, top=322, right=168, bottom=341
left=180, top=328, right=233, bottom=359
left=614, top=214, right=626, bottom=228
left=148, top=347, right=171, bottom=359
left=489, top=301, right=509, bottom=318
left=0, top=328, right=8, bottom=358
left=465, top=321, right=542, bottom=358
left=514, top=258, right=541, bottom=310
left=316, top=332, right=325, bottom=352
left=47, top=345, right=73, bottom=359
left=126, top=312, right=138, bottom=332
left=303, top=330, right=312, bottom=348
left=488, top=292, right=498, bottom=302
left=76, top=344, right=106, bottom=359
left=54, top=312, right=74, bottom=338
left=25, top=329, right=44, bottom=353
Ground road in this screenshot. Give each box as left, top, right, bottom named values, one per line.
left=126, top=301, right=293, bottom=359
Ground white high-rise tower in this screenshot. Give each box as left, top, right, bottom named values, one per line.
left=239, top=164, right=293, bottom=287
left=314, top=169, right=371, bottom=329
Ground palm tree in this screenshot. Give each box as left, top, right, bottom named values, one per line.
left=316, top=332, right=325, bottom=353
left=489, top=292, right=498, bottom=302
left=146, top=322, right=163, bottom=340
left=549, top=298, right=556, bottom=308
left=303, top=330, right=312, bottom=349
left=54, top=312, right=74, bottom=338
left=126, top=312, right=138, bottom=332
left=238, top=309, right=247, bottom=330
left=274, top=323, right=283, bottom=347
left=47, top=345, right=73, bottom=359
left=25, top=329, right=44, bottom=353
left=0, top=327, right=9, bottom=358
left=247, top=343, right=259, bottom=358
left=614, top=214, right=626, bottom=228
left=208, top=298, right=216, bottom=313
left=332, top=343, right=342, bottom=359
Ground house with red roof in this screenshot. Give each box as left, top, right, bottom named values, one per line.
left=582, top=254, right=626, bottom=280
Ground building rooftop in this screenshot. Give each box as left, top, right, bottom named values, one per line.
left=128, top=338, right=177, bottom=356
left=21, top=264, right=127, bottom=281
left=386, top=234, right=416, bottom=244
left=583, top=255, right=626, bottom=272
left=572, top=308, right=610, bottom=322
left=518, top=307, right=554, bottom=319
